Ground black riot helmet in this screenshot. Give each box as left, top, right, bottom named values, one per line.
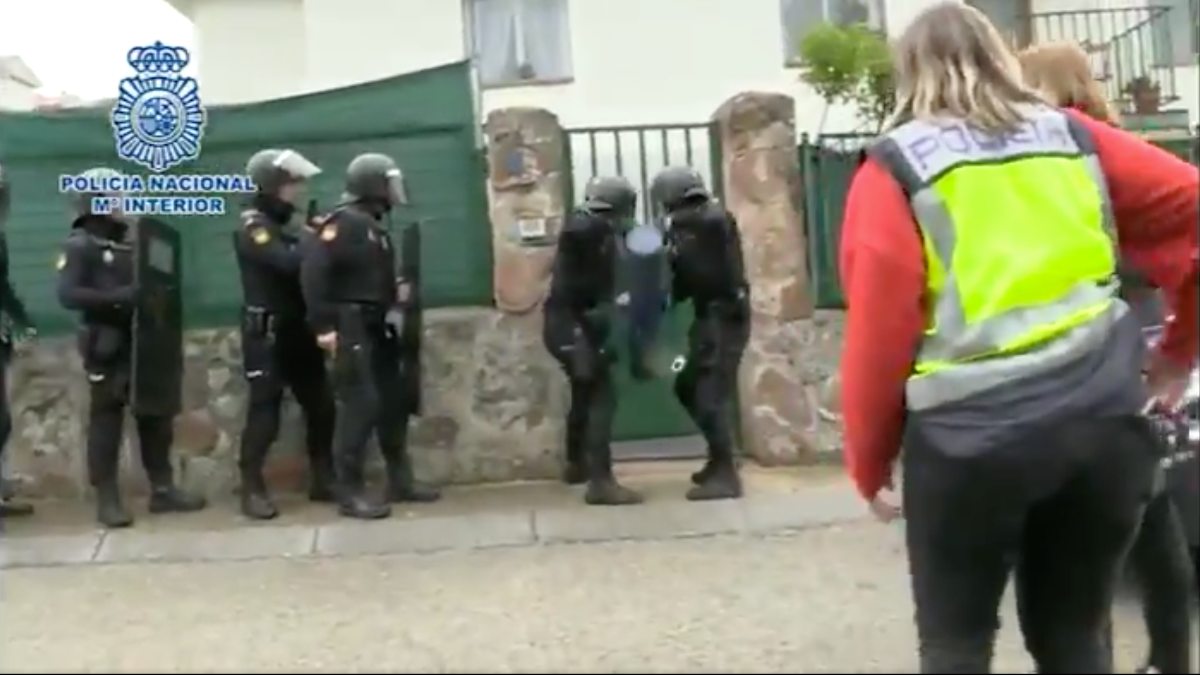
left=0, top=162, right=9, bottom=230
left=246, top=148, right=321, bottom=196
left=582, top=176, right=637, bottom=219
left=650, top=166, right=710, bottom=212
left=343, top=153, right=408, bottom=210
left=69, top=167, right=125, bottom=218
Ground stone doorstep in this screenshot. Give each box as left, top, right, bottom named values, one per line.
left=0, top=484, right=866, bottom=570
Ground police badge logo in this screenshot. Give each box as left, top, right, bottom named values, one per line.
left=110, top=42, right=206, bottom=173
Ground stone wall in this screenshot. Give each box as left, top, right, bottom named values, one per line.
left=5, top=309, right=568, bottom=499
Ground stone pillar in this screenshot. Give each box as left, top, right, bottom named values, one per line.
left=483, top=107, right=568, bottom=314
left=713, top=92, right=837, bottom=467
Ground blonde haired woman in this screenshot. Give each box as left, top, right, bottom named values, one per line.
left=838, top=3, right=1198, bottom=672
left=1020, top=40, right=1195, bottom=675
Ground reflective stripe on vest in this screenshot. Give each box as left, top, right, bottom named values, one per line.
left=870, top=106, right=1125, bottom=411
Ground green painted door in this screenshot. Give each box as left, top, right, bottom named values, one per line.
left=609, top=304, right=697, bottom=442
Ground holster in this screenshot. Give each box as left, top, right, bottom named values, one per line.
left=569, top=324, right=600, bottom=381
left=241, top=307, right=277, bottom=341
left=78, top=322, right=127, bottom=369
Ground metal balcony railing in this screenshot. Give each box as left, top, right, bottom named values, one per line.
left=1022, top=5, right=1181, bottom=108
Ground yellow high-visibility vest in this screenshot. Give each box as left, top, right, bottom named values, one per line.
left=870, top=105, right=1125, bottom=411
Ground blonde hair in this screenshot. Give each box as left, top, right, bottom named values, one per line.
left=887, top=1, right=1046, bottom=133
left=1019, top=41, right=1120, bottom=125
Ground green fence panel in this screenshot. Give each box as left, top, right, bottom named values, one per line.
left=0, top=61, right=491, bottom=336
left=799, top=133, right=874, bottom=309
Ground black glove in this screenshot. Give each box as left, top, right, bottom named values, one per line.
left=113, top=284, right=140, bottom=307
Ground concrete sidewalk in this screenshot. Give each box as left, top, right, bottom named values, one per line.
left=1, top=464, right=862, bottom=569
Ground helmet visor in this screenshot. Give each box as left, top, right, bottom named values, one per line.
left=385, top=168, right=409, bottom=206
left=273, top=150, right=322, bottom=181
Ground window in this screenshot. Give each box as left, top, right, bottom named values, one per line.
left=468, top=0, right=573, bottom=88
left=781, top=0, right=887, bottom=65
left=967, top=0, right=1032, bottom=48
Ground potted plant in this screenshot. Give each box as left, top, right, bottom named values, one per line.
left=1125, top=76, right=1162, bottom=115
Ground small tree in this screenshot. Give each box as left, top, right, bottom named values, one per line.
left=797, top=22, right=895, bottom=133
left=853, top=31, right=895, bottom=133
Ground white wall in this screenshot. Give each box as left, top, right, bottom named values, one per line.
left=0, top=79, right=37, bottom=111
left=186, top=0, right=1196, bottom=127
left=190, top=0, right=940, bottom=131
left=302, top=0, right=468, bottom=93
left=192, top=0, right=306, bottom=104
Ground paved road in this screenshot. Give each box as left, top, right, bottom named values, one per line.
left=2, top=522, right=1188, bottom=673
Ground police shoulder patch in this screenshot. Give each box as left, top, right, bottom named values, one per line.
left=251, top=227, right=271, bottom=245
left=320, top=224, right=338, bottom=242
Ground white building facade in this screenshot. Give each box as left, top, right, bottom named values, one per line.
left=169, top=0, right=1197, bottom=131
left=0, top=56, right=42, bottom=112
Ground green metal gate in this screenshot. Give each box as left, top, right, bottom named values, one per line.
left=562, top=123, right=723, bottom=451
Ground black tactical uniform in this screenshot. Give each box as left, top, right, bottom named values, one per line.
left=0, top=162, right=35, bottom=518
left=234, top=149, right=336, bottom=520
left=544, top=177, right=643, bottom=506
left=301, top=153, right=439, bottom=520
left=651, top=167, right=750, bottom=501
left=57, top=167, right=206, bottom=528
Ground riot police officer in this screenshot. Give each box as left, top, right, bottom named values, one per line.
left=650, top=167, right=749, bottom=501
left=57, top=167, right=206, bottom=528
left=0, top=162, right=35, bottom=518
left=235, top=149, right=337, bottom=519
left=543, top=177, right=643, bottom=506
left=301, top=153, right=439, bottom=519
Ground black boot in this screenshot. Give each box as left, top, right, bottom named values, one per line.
left=239, top=472, right=278, bottom=520
left=385, top=455, right=440, bottom=503
left=583, top=444, right=642, bottom=506
left=307, top=456, right=337, bottom=503
left=686, top=458, right=742, bottom=501
left=95, top=483, right=133, bottom=528
left=690, top=459, right=718, bottom=485
left=562, top=460, right=588, bottom=485
left=148, top=482, right=207, bottom=514
left=338, top=491, right=391, bottom=519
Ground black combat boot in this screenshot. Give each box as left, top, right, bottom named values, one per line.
left=338, top=491, right=391, bottom=519
left=690, top=458, right=718, bottom=485
left=0, top=498, right=34, bottom=517
left=685, top=453, right=742, bottom=501
left=583, top=444, right=642, bottom=506
left=148, top=481, right=207, bottom=514
left=0, top=476, right=33, bottom=516
left=307, top=455, right=337, bottom=503
left=239, top=471, right=278, bottom=520
left=95, top=482, right=133, bottom=528
left=563, top=461, right=588, bottom=485
left=385, top=454, right=440, bottom=503
left=562, top=439, right=587, bottom=485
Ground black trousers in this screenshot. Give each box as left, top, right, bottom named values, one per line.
left=86, top=361, right=173, bottom=488
left=329, top=307, right=411, bottom=493
left=238, top=316, right=335, bottom=479
left=1019, top=487, right=1196, bottom=673
left=904, top=414, right=1160, bottom=674
left=674, top=312, right=748, bottom=462
left=543, top=308, right=616, bottom=475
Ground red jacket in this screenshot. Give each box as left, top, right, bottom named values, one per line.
left=838, top=110, right=1200, bottom=500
